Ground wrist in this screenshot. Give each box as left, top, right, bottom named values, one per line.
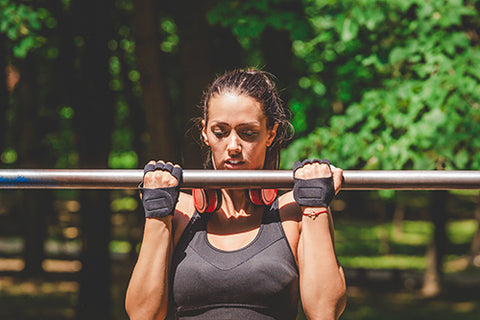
left=302, top=207, right=329, bottom=219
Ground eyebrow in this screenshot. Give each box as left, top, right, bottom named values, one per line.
left=209, top=121, right=261, bottom=127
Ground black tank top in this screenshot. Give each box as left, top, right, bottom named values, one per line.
left=170, top=200, right=299, bottom=320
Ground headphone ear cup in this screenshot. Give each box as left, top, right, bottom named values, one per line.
left=249, top=189, right=263, bottom=206
left=249, top=189, right=277, bottom=206
left=193, top=189, right=222, bottom=213
left=261, top=189, right=277, bottom=206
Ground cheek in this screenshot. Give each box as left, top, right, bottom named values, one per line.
left=208, top=138, right=225, bottom=163
left=247, top=144, right=268, bottom=167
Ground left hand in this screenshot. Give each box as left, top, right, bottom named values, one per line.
left=293, top=159, right=343, bottom=208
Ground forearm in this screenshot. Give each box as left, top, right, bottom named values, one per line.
left=126, top=217, right=173, bottom=320
left=299, top=212, right=346, bottom=320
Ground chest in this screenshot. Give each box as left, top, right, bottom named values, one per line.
left=206, top=227, right=260, bottom=251
left=171, top=225, right=299, bottom=307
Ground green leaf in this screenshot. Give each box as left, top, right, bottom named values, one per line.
left=389, top=47, right=406, bottom=64
left=454, top=149, right=469, bottom=169
left=341, top=18, right=358, bottom=42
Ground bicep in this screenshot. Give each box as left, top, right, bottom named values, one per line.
left=278, top=191, right=302, bottom=263
left=172, top=192, right=195, bottom=247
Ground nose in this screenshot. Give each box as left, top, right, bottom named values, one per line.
left=227, top=132, right=242, bottom=153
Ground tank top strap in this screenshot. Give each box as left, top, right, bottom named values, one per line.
left=174, top=209, right=207, bottom=255
left=262, top=197, right=281, bottom=225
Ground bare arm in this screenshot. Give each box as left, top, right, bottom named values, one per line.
left=125, top=161, right=188, bottom=320
left=298, top=211, right=346, bottom=320
left=296, top=163, right=347, bottom=320
left=125, top=216, right=173, bottom=320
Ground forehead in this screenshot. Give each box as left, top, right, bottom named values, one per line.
left=207, top=93, right=266, bottom=125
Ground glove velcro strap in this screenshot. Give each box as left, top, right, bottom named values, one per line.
left=293, top=177, right=335, bottom=208
left=141, top=187, right=178, bottom=218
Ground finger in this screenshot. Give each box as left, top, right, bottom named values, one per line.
left=301, top=159, right=312, bottom=166
left=319, top=158, right=331, bottom=166
left=144, top=162, right=156, bottom=175
left=332, top=168, right=343, bottom=194
left=293, top=160, right=303, bottom=174
left=294, top=166, right=306, bottom=179
left=315, top=162, right=332, bottom=178
left=163, top=162, right=174, bottom=173
left=155, top=161, right=165, bottom=171
left=171, top=165, right=183, bottom=182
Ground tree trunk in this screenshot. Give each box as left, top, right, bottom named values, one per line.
left=176, top=0, right=214, bottom=168
left=209, top=26, right=243, bottom=73
left=22, top=190, right=53, bottom=276
left=261, top=26, right=296, bottom=101
left=119, top=49, right=147, bottom=164
left=118, top=51, right=146, bottom=262
left=422, top=190, right=448, bottom=297
left=13, top=55, right=51, bottom=277
left=132, top=0, right=178, bottom=162
left=70, top=0, right=115, bottom=318
left=468, top=192, right=480, bottom=267
left=0, top=34, right=8, bottom=153
left=76, top=191, right=112, bottom=320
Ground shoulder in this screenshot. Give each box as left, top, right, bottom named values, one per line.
left=278, top=191, right=301, bottom=222
left=172, top=192, right=196, bottom=246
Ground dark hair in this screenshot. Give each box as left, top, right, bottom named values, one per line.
left=198, top=68, right=293, bottom=169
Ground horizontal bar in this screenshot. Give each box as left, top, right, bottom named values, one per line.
left=1, top=169, right=480, bottom=190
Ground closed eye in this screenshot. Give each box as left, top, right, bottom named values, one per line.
left=239, top=130, right=259, bottom=141
left=211, top=125, right=229, bottom=138
left=242, top=130, right=257, bottom=137
left=213, top=130, right=226, bottom=138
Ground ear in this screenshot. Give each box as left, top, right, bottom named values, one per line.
left=201, top=120, right=210, bottom=146
left=266, top=123, right=279, bottom=147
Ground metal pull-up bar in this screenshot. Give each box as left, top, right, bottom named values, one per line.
left=1, top=169, right=480, bottom=190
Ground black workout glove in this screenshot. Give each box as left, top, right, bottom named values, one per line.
left=139, top=162, right=182, bottom=218
left=293, top=159, right=335, bottom=208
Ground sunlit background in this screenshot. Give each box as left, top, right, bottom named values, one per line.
left=1, top=0, right=480, bottom=319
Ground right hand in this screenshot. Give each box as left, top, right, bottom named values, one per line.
left=143, top=160, right=181, bottom=189
left=140, top=161, right=183, bottom=218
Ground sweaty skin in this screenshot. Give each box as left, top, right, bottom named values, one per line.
left=202, top=93, right=278, bottom=171
left=126, top=92, right=346, bottom=320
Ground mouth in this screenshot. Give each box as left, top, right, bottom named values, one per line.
left=224, top=159, right=245, bottom=169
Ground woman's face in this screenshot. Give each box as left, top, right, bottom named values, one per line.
left=202, top=93, right=278, bottom=170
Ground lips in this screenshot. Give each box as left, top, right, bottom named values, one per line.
left=225, top=159, right=245, bottom=169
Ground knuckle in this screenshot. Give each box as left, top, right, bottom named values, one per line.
left=295, top=169, right=305, bottom=179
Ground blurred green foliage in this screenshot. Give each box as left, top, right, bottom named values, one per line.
left=1, top=1, right=480, bottom=319
left=336, top=219, right=476, bottom=270
left=0, top=0, right=53, bottom=58
left=281, top=0, right=480, bottom=175
left=2, top=0, right=479, bottom=174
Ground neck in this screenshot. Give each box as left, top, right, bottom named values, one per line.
left=220, top=189, right=254, bottom=218
left=207, top=189, right=264, bottom=234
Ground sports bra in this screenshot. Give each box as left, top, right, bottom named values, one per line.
left=170, top=199, right=299, bottom=319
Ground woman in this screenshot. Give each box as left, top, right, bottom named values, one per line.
left=125, top=69, right=346, bottom=320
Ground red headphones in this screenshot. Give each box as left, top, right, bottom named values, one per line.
left=192, top=189, right=278, bottom=214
